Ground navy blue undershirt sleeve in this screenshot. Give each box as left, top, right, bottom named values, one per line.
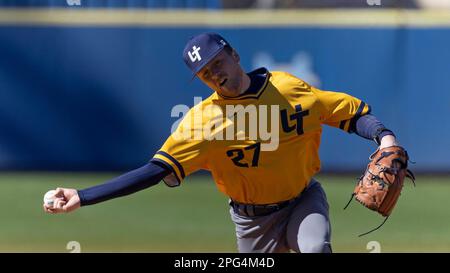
left=78, top=162, right=171, bottom=206
left=350, top=114, right=395, bottom=144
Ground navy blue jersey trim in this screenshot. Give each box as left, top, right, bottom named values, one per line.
left=155, top=151, right=186, bottom=179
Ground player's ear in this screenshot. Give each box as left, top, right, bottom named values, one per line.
left=231, top=49, right=240, bottom=62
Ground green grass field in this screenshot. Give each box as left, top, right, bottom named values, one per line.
left=0, top=172, right=448, bottom=253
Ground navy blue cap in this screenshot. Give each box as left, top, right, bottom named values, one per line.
left=183, top=33, right=230, bottom=76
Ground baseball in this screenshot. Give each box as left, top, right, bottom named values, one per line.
left=43, top=190, right=57, bottom=206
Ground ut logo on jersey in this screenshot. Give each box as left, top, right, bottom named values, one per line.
left=188, top=46, right=202, bottom=62
left=280, top=104, right=309, bottom=135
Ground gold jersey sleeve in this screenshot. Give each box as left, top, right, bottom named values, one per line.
left=278, top=71, right=371, bottom=132
left=151, top=104, right=210, bottom=187
left=311, top=87, right=371, bottom=132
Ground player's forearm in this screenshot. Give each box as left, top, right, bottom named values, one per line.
left=351, top=114, right=395, bottom=145
left=78, top=162, right=171, bottom=206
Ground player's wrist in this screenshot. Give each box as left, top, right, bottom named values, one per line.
left=374, top=128, right=395, bottom=145
left=379, top=134, right=399, bottom=149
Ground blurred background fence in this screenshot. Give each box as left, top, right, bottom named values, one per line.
left=0, top=1, right=449, bottom=172
left=0, top=0, right=438, bottom=9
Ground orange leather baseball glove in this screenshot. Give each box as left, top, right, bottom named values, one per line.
left=345, top=146, right=415, bottom=236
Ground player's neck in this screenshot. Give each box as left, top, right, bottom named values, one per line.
left=239, top=73, right=251, bottom=95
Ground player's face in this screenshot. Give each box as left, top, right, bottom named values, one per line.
left=197, top=49, right=247, bottom=97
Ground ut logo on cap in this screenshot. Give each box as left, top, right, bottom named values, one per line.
left=183, top=33, right=230, bottom=76
left=188, top=46, right=202, bottom=62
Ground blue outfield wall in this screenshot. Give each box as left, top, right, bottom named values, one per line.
left=0, top=0, right=222, bottom=9
left=0, top=25, right=449, bottom=172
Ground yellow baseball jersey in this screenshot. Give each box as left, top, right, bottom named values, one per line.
left=151, top=69, right=370, bottom=204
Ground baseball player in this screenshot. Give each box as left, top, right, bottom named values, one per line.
left=43, top=33, right=401, bottom=253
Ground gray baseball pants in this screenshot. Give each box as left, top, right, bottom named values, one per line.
left=229, top=179, right=332, bottom=253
